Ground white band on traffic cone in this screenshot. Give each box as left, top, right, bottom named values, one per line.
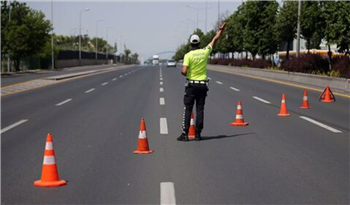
left=43, top=156, right=56, bottom=165
left=45, top=142, right=53, bottom=150
left=281, top=100, right=285, bottom=103
left=139, top=131, right=147, bottom=139
left=236, top=115, right=243, bottom=119
left=303, top=96, right=308, bottom=100
left=237, top=105, right=242, bottom=109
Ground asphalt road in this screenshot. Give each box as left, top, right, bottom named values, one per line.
left=1, top=64, right=115, bottom=87
left=1, top=65, right=349, bottom=204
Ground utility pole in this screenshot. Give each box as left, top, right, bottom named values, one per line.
left=95, top=18, right=104, bottom=63
left=51, top=0, right=54, bottom=70
left=79, top=8, right=90, bottom=66
left=296, top=0, right=301, bottom=58
left=7, top=0, right=12, bottom=72
left=205, top=1, right=208, bottom=33
left=218, top=0, right=221, bottom=27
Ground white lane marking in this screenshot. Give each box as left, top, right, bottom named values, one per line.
left=230, top=87, right=240, bottom=92
left=160, top=87, right=164, bottom=92
left=56, top=99, right=72, bottom=106
left=160, top=182, right=176, bottom=205
left=101, top=82, right=108, bottom=86
left=1, top=119, right=28, bottom=134
left=160, top=82, right=163, bottom=85
left=160, top=78, right=163, bottom=81
left=119, top=75, right=123, bottom=78
left=208, top=77, right=211, bottom=80
left=85, top=88, right=95, bottom=93
left=112, top=78, right=117, bottom=81
left=216, top=81, right=223, bottom=84
left=160, top=98, right=165, bottom=105
left=252, top=96, right=271, bottom=104
left=299, top=116, right=342, bottom=133
left=160, top=118, right=168, bottom=134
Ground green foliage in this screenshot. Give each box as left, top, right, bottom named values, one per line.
left=323, top=1, right=350, bottom=53
left=276, top=1, right=298, bottom=43
left=1, top=1, right=52, bottom=71
left=300, top=1, right=325, bottom=51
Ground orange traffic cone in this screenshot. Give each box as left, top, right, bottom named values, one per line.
left=319, top=86, right=335, bottom=103
left=231, top=101, right=249, bottom=126
left=133, top=118, right=153, bottom=154
left=300, top=90, right=310, bottom=109
left=188, top=112, right=196, bottom=140
left=278, top=93, right=291, bottom=116
left=34, top=133, right=67, bottom=187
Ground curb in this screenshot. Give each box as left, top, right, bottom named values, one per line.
left=208, top=65, right=350, bottom=95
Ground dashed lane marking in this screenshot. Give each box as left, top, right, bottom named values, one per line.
left=160, top=98, right=165, bottom=105
left=119, top=75, right=123, bottom=78
left=230, top=87, right=240, bottom=91
left=101, top=82, right=108, bottom=86
left=160, top=78, right=163, bottom=81
left=160, top=182, right=176, bottom=205
left=216, top=81, right=223, bottom=84
left=56, top=99, right=72, bottom=106
left=160, top=82, right=163, bottom=85
left=160, top=88, right=164, bottom=92
left=1, top=119, right=28, bottom=134
left=299, top=116, right=342, bottom=133
left=85, top=88, right=95, bottom=93
left=112, top=78, right=117, bottom=81
left=160, top=118, right=168, bottom=134
left=253, top=96, right=271, bottom=104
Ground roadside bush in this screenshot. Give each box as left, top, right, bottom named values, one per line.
left=210, top=58, right=271, bottom=68
left=250, top=59, right=272, bottom=68
left=332, top=56, right=350, bottom=78
left=281, top=54, right=329, bottom=73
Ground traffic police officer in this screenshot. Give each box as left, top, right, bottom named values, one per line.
left=177, top=22, right=227, bottom=141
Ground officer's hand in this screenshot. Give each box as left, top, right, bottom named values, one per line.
left=219, top=22, right=226, bottom=31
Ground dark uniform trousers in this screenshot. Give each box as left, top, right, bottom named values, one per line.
left=182, top=83, right=208, bottom=135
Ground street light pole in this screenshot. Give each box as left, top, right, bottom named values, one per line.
left=51, top=0, right=54, bottom=70
left=205, top=1, right=208, bottom=33
left=95, top=18, right=104, bottom=63
left=79, top=8, right=90, bottom=66
left=296, top=0, right=301, bottom=58
left=218, top=0, right=221, bottom=26
left=7, top=0, right=12, bottom=72
left=106, top=26, right=114, bottom=62
left=186, top=4, right=210, bottom=31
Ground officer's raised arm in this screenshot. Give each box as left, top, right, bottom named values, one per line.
left=209, top=22, right=227, bottom=48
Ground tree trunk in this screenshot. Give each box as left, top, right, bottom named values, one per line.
left=14, top=58, right=21, bottom=72
left=245, top=51, right=248, bottom=60
left=286, top=41, right=290, bottom=60
left=327, top=44, right=332, bottom=70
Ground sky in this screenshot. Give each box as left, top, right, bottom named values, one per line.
left=25, top=0, right=242, bottom=61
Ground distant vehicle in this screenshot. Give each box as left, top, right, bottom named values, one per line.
left=152, top=55, right=159, bottom=65
left=166, top=59, right=176, bottom=67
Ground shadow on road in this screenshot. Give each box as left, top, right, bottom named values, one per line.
left=201, top=133, right=254, bottom=141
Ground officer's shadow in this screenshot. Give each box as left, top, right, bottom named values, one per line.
left=201, top=133, right=254, bottom=141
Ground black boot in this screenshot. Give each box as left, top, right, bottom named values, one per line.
left=195, top=133, right=202, bottom=141
left=177, top=133, right=189, bottom=142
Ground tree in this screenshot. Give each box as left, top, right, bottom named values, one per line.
left=1, top=1, right=52, bottom=71
left=231, top=5, right=246, bottom=57
left=276, top=1, right=298, bottom=59
left=323, top=1, right=350, bottom=54
left=130, top=53, right=139, bottom=64
left=124, top=49, right=131, bottom=63
left=300, top=1, right=325, bottom=51
left=0, top=0, right=8, bottom=71
left=243, top=1, right=260, bottom=60
left=257, top=1, right=279, bottom=59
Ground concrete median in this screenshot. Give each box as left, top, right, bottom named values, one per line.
left=208, top=64, right=350, bottom=94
